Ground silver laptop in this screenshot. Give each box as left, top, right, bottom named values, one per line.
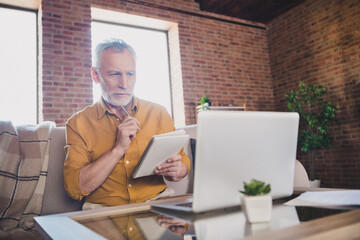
left=152, top=111, right=299, bottom=213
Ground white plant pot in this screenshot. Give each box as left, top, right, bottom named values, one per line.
left=241, top=195, right=272, bottom=223
left=245, top=221, right=271, bottom=236
left=309, top=179, right=321, bottom=188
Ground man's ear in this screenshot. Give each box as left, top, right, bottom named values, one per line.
left=91, top=67, right=100, bottom=84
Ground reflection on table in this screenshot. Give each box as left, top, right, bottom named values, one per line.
left=77, top=204, right=301, bottom=240
left=35, top=192, right=359, bottom=240
left=155, top=204, right=299, bottom=240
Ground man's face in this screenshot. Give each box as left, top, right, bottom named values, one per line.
left=92, top=48, right=136, bottom=107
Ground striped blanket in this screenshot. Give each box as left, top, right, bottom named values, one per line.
left=0, top=121, right=54, bottom=231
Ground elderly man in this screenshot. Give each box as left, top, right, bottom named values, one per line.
left=64, top=39, right=190, bottom=208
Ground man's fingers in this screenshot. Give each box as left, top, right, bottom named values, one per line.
left=119, top=119, right=138, bottom=132
left=114, top=116, right=140, bottom=151
left=118, top=117, right=139, bottom=139
left=157, top=154, right=181, bottom=169
left=155, top=166, right=180, bottom=176
left=155, top=155, right=184, bottom=180
left=121, top=116, right=140, bottom=130
left=156, top=161, right=180, bottom=172
left=168, top=154, right=182, bottom=162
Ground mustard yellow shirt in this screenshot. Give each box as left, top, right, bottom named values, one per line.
left=64, top=97, right=190, bottom=206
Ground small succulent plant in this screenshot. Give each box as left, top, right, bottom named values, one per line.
left=240, top=179, right=271, bottom=196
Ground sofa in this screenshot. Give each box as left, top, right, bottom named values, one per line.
left=40, top=125, right=197, bottom=216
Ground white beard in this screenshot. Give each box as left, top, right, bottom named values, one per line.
left=101, top=90, right=133, bottom=107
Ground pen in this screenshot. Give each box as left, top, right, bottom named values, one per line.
left=120, top=105, right=141, bottom=131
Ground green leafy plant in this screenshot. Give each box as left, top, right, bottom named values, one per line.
left=240, top=179, right=271, bottom=196
left=285, top=81, right=338, bottom=181
left=199, top=93, right=211, bottom=105
left=198, top=93, right=211, bottom=111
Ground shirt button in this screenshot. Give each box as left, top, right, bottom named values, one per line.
left=128, top=184, right=132, bottom=187
left=116, top=118, right=120, bottom=121
left=126, top=161, right=129, bottom=164
left=129, top=227, right=133, bottom=231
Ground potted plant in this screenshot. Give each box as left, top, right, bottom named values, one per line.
left=240, top=179, right=272, bottom=223
left=196, top=93, right=211, bottom=112
left=285, top=82, right=338, bottom=186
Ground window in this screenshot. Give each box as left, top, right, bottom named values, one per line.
left=0, top=6, right=37, bottom=125
left=92, top=21, right=173, bottom=116
left=92, top=8, right=186, bottom=127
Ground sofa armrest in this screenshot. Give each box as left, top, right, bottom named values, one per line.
left=41, top=127, right=83, bottom=215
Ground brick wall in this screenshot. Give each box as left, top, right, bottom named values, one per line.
left=268, top=0, right=360, bottom=188
left=40, top=0, right=272, bottom=126
left=40, top=0, right=359, bottom=188
left=41, top=0, right=93, bottom=125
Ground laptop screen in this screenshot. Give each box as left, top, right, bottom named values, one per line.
left=192, top=111, right=299, bottom=212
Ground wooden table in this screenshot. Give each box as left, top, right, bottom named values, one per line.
left=35, top=193, right=360, bottom=240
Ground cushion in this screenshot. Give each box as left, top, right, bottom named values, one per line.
left=41, top=127, right=83, bottom=215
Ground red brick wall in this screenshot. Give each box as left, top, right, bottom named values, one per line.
left=40, top=0, right=272, bottom=126
left=268, top=0, right=360, bottom=188
left=40, top=0, right=359, bottom=188
left=41, top=0, right=93, bottom=125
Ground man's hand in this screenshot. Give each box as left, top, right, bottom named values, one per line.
left=157, top=215, right=188, bottom=235
left=113, top=115, right=139, bottom=152
left=155, top=154, right=188, bottom=182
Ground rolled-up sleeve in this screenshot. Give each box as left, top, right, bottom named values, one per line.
left=159, top=107, right=191, bottom=175
left=63, top=123, right=91, bottom=200
left=157, top=107, right=191, bottom=175
left=179, top=147, right=190, bottom=175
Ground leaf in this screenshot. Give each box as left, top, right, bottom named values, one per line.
left=285, top=81, right=337, bottom=153
left=199, top=93, right=211, bottom=105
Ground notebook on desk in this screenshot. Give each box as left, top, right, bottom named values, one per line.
left=152, top=111, right=299, bottom=213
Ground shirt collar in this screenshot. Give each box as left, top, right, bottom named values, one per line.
left=96, top=96, right=138, bottom=120
left=131, top=97, right=139, bottom=114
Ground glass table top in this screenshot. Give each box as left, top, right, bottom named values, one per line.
left=75, top=203, right=350, bottom=240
